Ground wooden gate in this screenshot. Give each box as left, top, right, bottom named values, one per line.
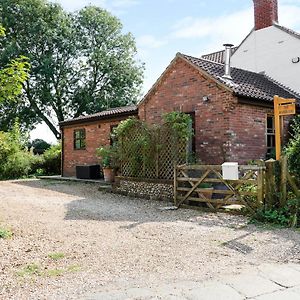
left=174, top=164, right=265, bottom=211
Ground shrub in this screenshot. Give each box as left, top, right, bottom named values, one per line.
left=0, top=121, right=36, bottom=179
left=251, top=198, right=300, bottom=227
left=285, top=115, right=300, bottom=177
left=29, top=139, right=51, bottom=154
left=41, top=143, right=61, bottom=175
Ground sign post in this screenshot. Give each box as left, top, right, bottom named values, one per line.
left=274, top=95, right=296, bottom=160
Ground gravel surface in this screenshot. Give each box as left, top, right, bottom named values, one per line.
left=0, top=179, right=299, bottom=300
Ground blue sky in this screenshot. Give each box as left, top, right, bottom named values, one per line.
left=31, top=0, right=300, bottom=142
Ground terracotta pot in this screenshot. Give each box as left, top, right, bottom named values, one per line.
left=103, top=168, right=115, bottom=182
left=201, top=187, right=213, bottom=199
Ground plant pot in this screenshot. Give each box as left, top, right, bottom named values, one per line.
left=103, top=168, right=115, bottom=183
left=200, top=187, right=213, bottom=200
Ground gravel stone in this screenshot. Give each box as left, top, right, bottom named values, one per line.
left=0, top=179, right=299, bottom=299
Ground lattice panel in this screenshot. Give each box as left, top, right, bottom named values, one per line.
left=120, top=123, right=187, bottom=180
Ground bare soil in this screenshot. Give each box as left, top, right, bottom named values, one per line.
left=0, top=179, right=299, bottom=299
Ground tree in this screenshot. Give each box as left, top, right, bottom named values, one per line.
left=0, top=0, right=144, bottom=139
left=0, top=26, right=30, bottom=103
left=28, top=138, right=51, bottom=154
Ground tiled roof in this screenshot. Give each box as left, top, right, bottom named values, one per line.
left=60, top=105, right=138, bottom=126
left=201, top=47, right=238, bottom=64
left=180, top=53, right=300, bottom=104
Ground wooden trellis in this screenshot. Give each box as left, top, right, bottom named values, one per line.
left=119, top=123, right=187, bottom=180
left=174, top=164, right=265, bottom=211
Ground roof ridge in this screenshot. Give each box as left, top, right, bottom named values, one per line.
left=181, top=53, right=225, bottom=67
left=273, top=23, right=300, bottom=40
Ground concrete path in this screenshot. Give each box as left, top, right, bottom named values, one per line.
left=84, top=263, right=300, bottom=300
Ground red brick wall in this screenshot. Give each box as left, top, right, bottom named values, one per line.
left=253, top=0, right=278, bottom=31
left=62, top=116, right=134, bottom=177
left=138, top=57, right=287, bottom=164
left=139, top=57, right=234, bottom=164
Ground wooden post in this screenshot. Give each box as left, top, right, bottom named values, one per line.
left=174, top=164, right=178, bottom=206
left=265, top=159, right=276, bottom=209
left=274, top=95, right=282, bottom=160
left=257, top=160, right=265, bottom=208
left=280, top=155, right=288, bottom=207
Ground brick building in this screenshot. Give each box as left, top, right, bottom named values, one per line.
left=60, top=0, right=300, bottom=177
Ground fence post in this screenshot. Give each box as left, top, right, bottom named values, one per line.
left=280, top=155, right=288, bottom=207
left=265, top=159, right=276, bottom=209
left=257, top=160, right=265, bottom=207
left=174, top=164, right=178, bottom=206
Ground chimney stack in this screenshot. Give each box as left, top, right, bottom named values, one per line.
left=253, top=0, right=278, bottom=31
left=223, top=44, right=234, bottom=80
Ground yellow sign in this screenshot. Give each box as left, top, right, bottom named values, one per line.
left=278, top=103, right=296, bottom=116
left=274, top=95, right=296, bottom=160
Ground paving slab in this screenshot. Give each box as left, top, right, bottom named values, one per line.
left=253, top=289, right=300, bottom=300
left=289, top=285, right=300, bottom=295
left=287, top=263, right=300, bottom=272
left=258, top=264, right=300, bottom=287
left=184, top=282, right=244, bottom=300
left=223, top=273, right=282, bottom=298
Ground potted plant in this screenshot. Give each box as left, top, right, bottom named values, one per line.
left=199, top=183, right=214, bottom=199
left=96, top=146, right=116, bottom=182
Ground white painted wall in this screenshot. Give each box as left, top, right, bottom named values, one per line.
left=232, top=26, right=300, bottom=94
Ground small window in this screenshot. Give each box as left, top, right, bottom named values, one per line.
left=74, top=129, right=86, bottom=150
left=266, top=116, right=275, bottom=156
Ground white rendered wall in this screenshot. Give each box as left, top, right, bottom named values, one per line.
left=232, top=26, right=300, bottom=94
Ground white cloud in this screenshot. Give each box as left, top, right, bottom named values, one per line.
left=54, top=0, right=139, bottom=13
left=280, top=5, right=300, bottom=31
left=137, top=35, right=167, bottom=49
left=111, top=0, right=139, bottom=8
left=170, top=3, right=300, bottom=55
left=172, top=8, right=253, bottom=40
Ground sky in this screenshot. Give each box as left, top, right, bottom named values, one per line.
left=30, top=0, right=300, bottom=143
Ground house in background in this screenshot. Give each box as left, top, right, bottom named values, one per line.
left=60, top=0, right=300, bottom=177
left=204, top=0, right=300, bottom=95
left=60, top=106, right=137, bottom=177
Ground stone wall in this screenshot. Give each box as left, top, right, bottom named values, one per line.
left=113, top=178, right=173, bottom=202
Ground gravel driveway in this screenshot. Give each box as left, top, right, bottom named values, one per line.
left=0, top=179, right=299, bottom=299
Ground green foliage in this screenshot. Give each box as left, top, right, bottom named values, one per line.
left=0, top=0, right=144, bottom=138
left=113, top=113, right=193, bottom=178
left=251, top=198, right=300, bottom=227
left=48, top=252, right=65, bottom=260
left=96, top=145, right=117, bottom=168
left=0, top=227, right=12, bottom=239
left=0, top=122, right=61, bottom=179
left=17, top=263, right=42, bottom=277
left=0, top=25, right=30, bottom=103
left=163, top=112, right=193, bottom=141
left=29, top=139, right=51, bottom=154
left=0, top=121, right=34, bottom=179
left=285, top=115, right=300, bottom=178
left=0, top=56, right=30, bottom=103
left=41, top=144, right=61, bottom=175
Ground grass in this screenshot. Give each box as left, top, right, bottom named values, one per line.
left=48, top=252, right=65, bottom=260
left=17, top=263, right=42, bottom=277
left=0, top=227, right=13, bottom=239
left=46, top=268, right=64, bottom=277
left=17, top=262, right=81, bottom=278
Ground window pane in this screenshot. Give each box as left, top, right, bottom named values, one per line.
left=75, top=140, right=81, bottom=149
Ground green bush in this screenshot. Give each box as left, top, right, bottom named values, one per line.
left=0, top=121, right=35, bottom=179
left=40, top=144, right=61, bottom=175
left=285, top=115, right=300, bottom=177
left=251, top=198, right=300, bottom=227
left=0, top=122, right=61, bottom=179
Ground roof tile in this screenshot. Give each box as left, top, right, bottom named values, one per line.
left=181, top=53, right=300, bottom=104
